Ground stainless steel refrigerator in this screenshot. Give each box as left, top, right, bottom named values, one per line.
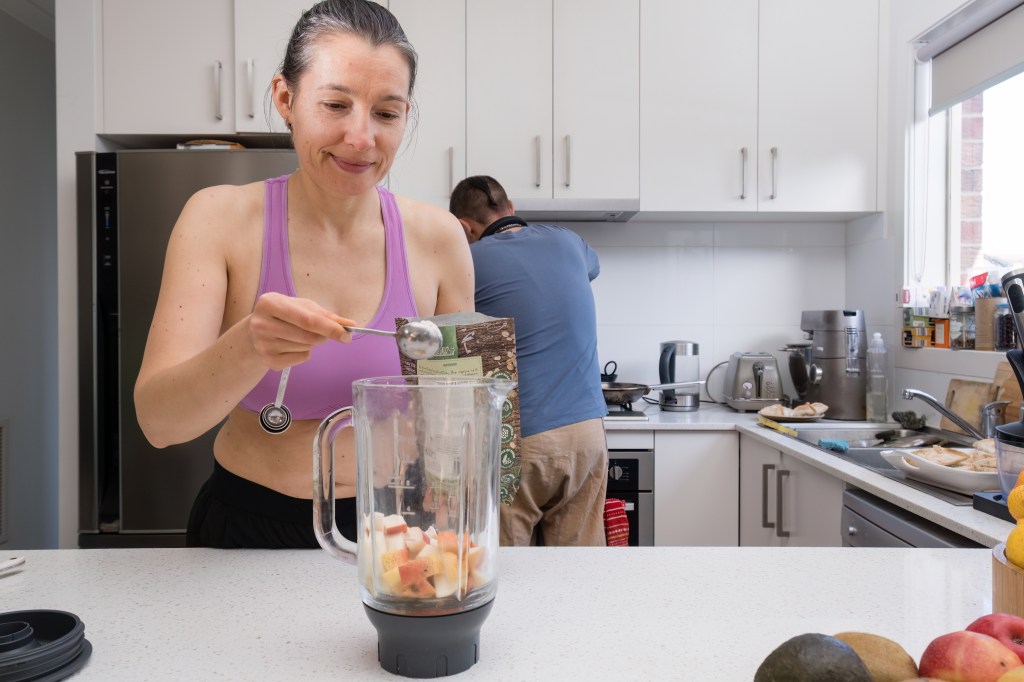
left=76, top=149, right=297, bottom=548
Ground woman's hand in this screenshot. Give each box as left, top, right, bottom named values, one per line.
left=248, top=292, right=357, bottom=370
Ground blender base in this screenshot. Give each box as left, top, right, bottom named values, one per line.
left=364, top=599, right=494, bottom=678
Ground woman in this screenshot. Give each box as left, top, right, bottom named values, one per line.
left=134, top=0, right=474, bottom=548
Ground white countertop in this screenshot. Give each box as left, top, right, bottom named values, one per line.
left=605, top=403, right=1016, bottom=547
left=1, top=546, right=995, bottom=680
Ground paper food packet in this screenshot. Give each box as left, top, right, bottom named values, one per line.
left=395, top=312, right=521, bottom=505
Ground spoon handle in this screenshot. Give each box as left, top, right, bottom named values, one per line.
left=343, top=325, right=397, bottom=339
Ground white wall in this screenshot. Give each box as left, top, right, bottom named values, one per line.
left=573, top=220, right=848, bottom=401
left=0, top=10, right=58, bottom=548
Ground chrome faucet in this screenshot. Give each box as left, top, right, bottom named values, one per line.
left=900, top=388, right=986, bottom=440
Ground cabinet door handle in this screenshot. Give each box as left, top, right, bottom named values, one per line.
left=740, top=147, right=748, bottom=200
left=534, top=135, right=542, bottom=188
left=213, top=60, right=224, bottom=121
left=775, top=468, right=790, bottom=538
left=769, top=147, right=778, bottom=200
left=447, top=146, right=454, bottom=198
left=761, top=463, right=775, bottom=529
left=564, top=135, right=571, bottom=188
left=246, top=58, right=255, bottom=119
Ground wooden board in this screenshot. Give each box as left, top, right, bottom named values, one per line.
left=941, top=378, right=997, bottom=435
left=994, top=360, right=1024, bottom=425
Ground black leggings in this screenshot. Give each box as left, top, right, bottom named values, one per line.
left=186, top=459, right=357, bottom=549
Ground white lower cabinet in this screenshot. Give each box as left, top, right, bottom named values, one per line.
left=739, top=434, right=844, bottom=547
left=653, top=431, right=738, bottom=546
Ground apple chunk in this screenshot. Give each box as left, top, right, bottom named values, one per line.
left=382, top=514, right=408, bottom=535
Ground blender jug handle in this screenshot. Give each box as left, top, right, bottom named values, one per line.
left=313, top=406, right=358, bottom=564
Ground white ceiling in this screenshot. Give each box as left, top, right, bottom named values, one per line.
left=0, top=0, right=55, bottom=42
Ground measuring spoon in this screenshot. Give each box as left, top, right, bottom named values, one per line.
left=258, top=320, right=443, bottom=434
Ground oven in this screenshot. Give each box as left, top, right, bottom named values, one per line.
left=606, top=448, right=655, bottom=546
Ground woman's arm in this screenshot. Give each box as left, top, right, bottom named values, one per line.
left=133, top=187, right=351, bottom=448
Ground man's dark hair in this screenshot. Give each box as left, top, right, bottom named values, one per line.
left=449, top=175, right=510, bottom=224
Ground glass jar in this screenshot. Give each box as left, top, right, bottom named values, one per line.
left=995, top=302, right=1017, bottom=351
left=949, top=305, right=976, bottom=350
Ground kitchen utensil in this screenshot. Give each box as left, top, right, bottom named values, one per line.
left=0, top=610, right=93, bottom=680
left=258, top=367, right=292, bottom=434
left=347, top=320, right=444, bottom=361
left=786, top=310, right=867, bottom=420
left=995, top=269, right=1024, bottom=498
left=880, top=449, right=1000, bottom=495
left=258, top=320, right=443, bottom=435
left=600, top=360, right=618, bottom=382
left=659, top=341, right=700, bottom=412
left=940, top=378, right=997, bottom=436
left=601, top=380, right=706, bottom=408
left=722, top=352, right=782, bottom=412
left=994, top=360, right=1023, bottom=427
left=313, top=375, right=515, bottom=678
left=756, top=415, right=797, bottom=437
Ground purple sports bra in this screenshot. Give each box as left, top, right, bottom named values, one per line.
left=238, top=176, right=419, bottom=420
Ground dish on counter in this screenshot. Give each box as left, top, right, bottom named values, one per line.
left=880, top=447, right=1000, bottom=495
left=758, top=402, right=829, bottom=422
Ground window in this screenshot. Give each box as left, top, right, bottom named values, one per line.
left=910, top=2, right=1024, bottom=295
left=947, top=71, right=1024, bottom=287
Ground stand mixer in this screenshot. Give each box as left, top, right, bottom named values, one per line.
left=996, top=269, right=1024, bottom=495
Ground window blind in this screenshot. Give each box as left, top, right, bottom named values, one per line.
left=915, top=0, right=1024, bottom=114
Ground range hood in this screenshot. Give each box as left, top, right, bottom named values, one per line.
left=511, top=197, right=639, bottom=222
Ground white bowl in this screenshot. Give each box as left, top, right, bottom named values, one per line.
left=880, top=449, right=1000, bottom=495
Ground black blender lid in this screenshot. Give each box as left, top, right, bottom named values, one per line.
left=0, top=610, right=92, bottom=682
left=997, top=421, right=1024, bottom=447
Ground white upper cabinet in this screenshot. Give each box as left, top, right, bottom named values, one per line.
left=102, top=0, right=235, bottom=135
left=641, top=0, right=758, bottom=213
left=758, top=1, right=879, bottom=212
left=466, top=1, right=552, bottom=199
left=467, top=0, right=639, bottom=201
left=641, top=0, right=879, bottom=214
left=552, top=0, right=639, bottom=200
left=233, top=1, right=311, bottom=134
left=387, top=0, right=466, bottom=209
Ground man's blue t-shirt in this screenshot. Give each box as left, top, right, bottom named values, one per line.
left=470, top=223, right=607, bottom=437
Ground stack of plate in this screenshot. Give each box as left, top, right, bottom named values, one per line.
left=0, top=610, right=92, bottom=681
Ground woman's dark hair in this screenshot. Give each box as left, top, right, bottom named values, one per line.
left=449, top=176, right=511, bottom=224
left=279, top=0, right=418, bottom=96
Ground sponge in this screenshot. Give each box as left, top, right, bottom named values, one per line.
left=817, top=438, right=849, bottom=454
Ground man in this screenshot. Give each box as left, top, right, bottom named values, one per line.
left=449, top=175, right=608, bottom=546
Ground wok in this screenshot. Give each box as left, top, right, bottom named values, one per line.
left=602, top=380, right=705, bottom=407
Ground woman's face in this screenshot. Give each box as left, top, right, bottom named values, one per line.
left=275, top=32, right=411, bottom=195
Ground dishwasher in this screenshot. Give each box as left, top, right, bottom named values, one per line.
left=841, top=488, right=985, bottom=548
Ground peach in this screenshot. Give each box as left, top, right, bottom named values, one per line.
left=919, top=630, right=1022, bottom=682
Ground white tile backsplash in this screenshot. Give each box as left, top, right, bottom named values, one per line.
left=574, top=220, right=851, bottom=396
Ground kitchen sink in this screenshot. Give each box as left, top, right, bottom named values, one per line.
left=784, top=423, right=977, bottom=505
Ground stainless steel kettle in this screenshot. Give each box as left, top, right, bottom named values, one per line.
left=658, top=341, right=700, bottom=411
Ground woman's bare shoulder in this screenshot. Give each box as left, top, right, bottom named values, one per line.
left=179, top=181, right=264, bottom=230
left=393, top=194, right=463, bottom=243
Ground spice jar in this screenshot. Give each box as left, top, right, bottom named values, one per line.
left=950, top=305, right=976, bottom=350
left=995, top=302, right=1018, bottom=351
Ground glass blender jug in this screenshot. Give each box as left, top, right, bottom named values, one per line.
left=313, top=375, right=514, bottom=678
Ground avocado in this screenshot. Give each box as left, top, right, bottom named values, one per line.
left=755, top=633, right=873, bottom=682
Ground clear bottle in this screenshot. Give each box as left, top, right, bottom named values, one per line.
left=866, top=332, right=888, bottom=422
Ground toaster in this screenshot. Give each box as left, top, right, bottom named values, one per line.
left=722, top=352, right=783, bottom=412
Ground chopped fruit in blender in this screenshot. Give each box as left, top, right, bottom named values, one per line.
left=382, top=514, right=408, bottom=534
left=404, top=527, right=427, bottom=556
left=380, top=548, right=409, bottom=572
